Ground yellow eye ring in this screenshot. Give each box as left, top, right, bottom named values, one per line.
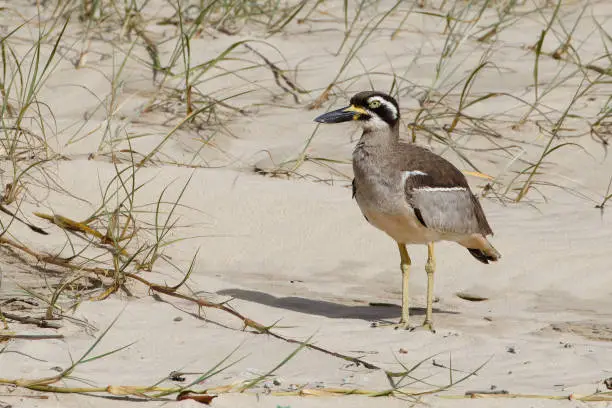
left=369, top=100, right=381, bottom=109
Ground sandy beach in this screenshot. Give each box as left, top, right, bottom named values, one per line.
left=1, top=0, right=611, bottom=406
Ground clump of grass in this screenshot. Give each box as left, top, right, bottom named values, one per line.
left=1, top=315, right=491, bottom=403
left=0, top=15, right=68, bottom=232
left=1, top=0, right=611, bottom=405
left=0, top=0, right=303, bottom=360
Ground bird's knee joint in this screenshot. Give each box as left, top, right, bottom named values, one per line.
left=425, top=261, right=435, bottom=275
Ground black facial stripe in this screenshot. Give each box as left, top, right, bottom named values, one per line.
left=350, top=91, right=400, bottom=126
left=374, top=105, right=397, bottom=125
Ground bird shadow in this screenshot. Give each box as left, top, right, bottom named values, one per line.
left=217, top=288, right=457, bottom=321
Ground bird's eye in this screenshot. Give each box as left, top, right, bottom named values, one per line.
left=368, top=100, right=381, bottom=109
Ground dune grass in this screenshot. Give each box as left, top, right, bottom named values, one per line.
left=0, top=0, right=610, bottom=403
left=0, top=314, right=491, bottom=402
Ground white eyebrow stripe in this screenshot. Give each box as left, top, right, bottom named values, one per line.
left=414, top=186, right=467, bottom=192
left=368, top=96, right=398, bottom=119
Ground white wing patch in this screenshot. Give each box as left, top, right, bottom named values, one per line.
left=403, top=170, right=428, bottom=177
left=401, top=170, right=427, bottom=186
left=414, top=186, right=467, bottom=192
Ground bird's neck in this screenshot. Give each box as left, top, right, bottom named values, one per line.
left=357, top=122, right=399, bottom=149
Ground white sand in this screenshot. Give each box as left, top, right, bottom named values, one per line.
left=1, top=0, right=611, bottom=407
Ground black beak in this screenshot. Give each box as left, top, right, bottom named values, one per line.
left=314, top=106, right=364, bottom=123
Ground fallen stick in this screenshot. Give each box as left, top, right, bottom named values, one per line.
left=0, top=230, right=380, bottom=371
left=0, top=333, right=64, bottom=340
left=1, top=312, right=62, bottom=329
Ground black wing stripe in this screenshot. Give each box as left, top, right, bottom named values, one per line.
left=414, top=207, right=427, bottom=227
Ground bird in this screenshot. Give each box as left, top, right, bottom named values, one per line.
left=314, top=91, right=500, bottom=331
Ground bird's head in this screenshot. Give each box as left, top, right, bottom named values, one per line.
left=314, top=91, right=400, bottom=132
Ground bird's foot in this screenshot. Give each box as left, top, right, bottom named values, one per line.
left=393, top=321, right=414, bottom=331
left=420, top=319, right=436, bottom=333
left=370, top=320, right=414, bottom=330
left=371, top=320, right=436, bottom=333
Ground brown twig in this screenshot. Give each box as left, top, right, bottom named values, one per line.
left=0, top=204, right=48, bottom=235
left=0, top=333, right=64, bottom=340
left=0, top=229, right=380, bottom=371
left=0, top=312, right=61, bottom=329
left=308, top=84, right=332, bottom=110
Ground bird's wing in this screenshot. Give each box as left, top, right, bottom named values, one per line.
left=398, top=145, right=493, bottom=236
left=407, top=187, right=492, bottom=235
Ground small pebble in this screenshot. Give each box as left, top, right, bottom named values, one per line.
left=173, top=316, right=183, bottom=322
left=341, top=375, right=354, bottom=385
left=311, top=381, right=325, bottom=389
left=169, top=371, right=186, bottom=382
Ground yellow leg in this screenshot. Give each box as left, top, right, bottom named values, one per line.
left=397, top=243, right=411, bottom=330
left=423, top=242, right=436, bottom=332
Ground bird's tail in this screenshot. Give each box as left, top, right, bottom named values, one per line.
left=460, top=235, right=501, bottom=265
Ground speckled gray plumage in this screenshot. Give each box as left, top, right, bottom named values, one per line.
left=352, top=121, right=494, bottom=244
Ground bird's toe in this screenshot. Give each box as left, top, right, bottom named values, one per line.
left=420, top=320, right=436, bottom=333
left=370, top=320, right=414, bottom=330
left=393, top=321, right=414, bottom=331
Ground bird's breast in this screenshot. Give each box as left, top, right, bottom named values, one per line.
left=352, top=150, right=405, bottom=214
left=352, top=148, right=442, bottom=244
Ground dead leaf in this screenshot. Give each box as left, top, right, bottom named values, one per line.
left=105, top=385, right=153, bottom=397
left=177, top=391, right=216, bottom=404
